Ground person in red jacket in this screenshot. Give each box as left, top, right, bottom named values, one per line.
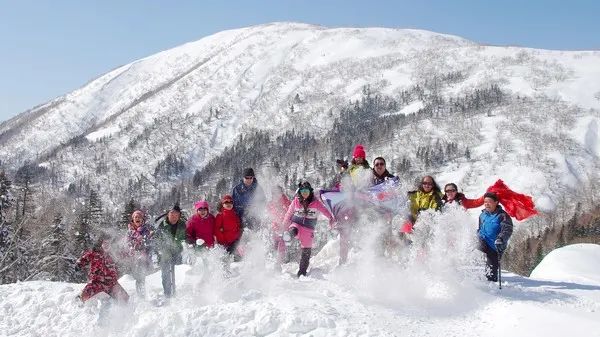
left=186, top=200, right=216, bottom=248
left=214, top=194, right=242, bottom=258
left=442, top=183, right=484, bottom=209
left=77, top=235, right=129, bottom=303
left=267, top=185, right=291, bottom=264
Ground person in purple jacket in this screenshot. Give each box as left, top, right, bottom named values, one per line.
left=282, top=181, right=335, bottom=277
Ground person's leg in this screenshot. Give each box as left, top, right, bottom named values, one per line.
left=479, top=239, right=498, bottom=281
left=109, top=282, right=130, bottom=303
left=160, top=257, right=173, bottom=297
left=80, top=282, right=102, bottom=302
left=339, top=225, right=350, bottom=265
left=298, top=248, right=312, bottom=277
left=296, top=226, right=314, bottom=277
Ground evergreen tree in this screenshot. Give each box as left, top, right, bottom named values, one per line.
left=0, top=219, right=33, bottom=283
left=120, top=198, right=138, bottom=229
left=36, top=213, right=77, bottom=281
left=86, top=189, right=104, bottom=229
left=0, top=171, right=12, bottom=222
left=73, top=211, right=93, bottom=256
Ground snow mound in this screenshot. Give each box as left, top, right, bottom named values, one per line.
left=530, top=243, right=600, bottom=286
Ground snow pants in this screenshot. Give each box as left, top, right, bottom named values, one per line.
left=81, top=281, right=129, bottom=303
left=478, top=239, right=499, bottom=282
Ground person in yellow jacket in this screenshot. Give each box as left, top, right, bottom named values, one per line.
left=346, top=144, right=371, bottom=189
left=401, top=175, right=443, bottom=233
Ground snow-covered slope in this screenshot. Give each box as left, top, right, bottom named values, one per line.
left=530, top=243, right=600, bottom=286
left=2, top=228, right=600, bottom=337
left=1, top=22, right=600, bottom=218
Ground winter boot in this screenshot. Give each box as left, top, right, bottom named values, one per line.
left=297, top=248, right=312, bottom=277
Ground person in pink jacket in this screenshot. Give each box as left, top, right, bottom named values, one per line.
left=282, top=181, right=335, bottom=277
left=186, top=200, right=216, bottom=248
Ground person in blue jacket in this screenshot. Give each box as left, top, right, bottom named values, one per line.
left=478, top=192, right=513, bottom=282
left=232, top=168, right=266, bottom=230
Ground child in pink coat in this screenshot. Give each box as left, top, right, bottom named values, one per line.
left=282, top=181, right=335, bottom=277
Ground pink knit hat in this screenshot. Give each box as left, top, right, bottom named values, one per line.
left=194, top=200, right=209, bottom=211
left=353, top=144, right=366, bottom=159
left=131, top=210, right=144, bottom=220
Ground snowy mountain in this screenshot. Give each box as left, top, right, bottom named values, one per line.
left=1, top=22, right=600, bottom=221
left=1, top=239, right=599, bottom=337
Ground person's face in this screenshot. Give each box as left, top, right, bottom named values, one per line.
left=243, top=176, right=254, bottom=186
left=421, top=177, right=434, bottom=192
left=223, top=200, right=234, bottom=209
left=484, top=197, right=499, bottom=212
left=300, top=188, right=310, bottom=199
left=355, top=157, right=364, bottom=164
left=197, top=208, right=208, bottom=217
left=444, top=185, right=457, bottom=200
left=101, top=240, right=110, bottom=251
left=167, top=210, right=181, bottom=224
left=373, top=160, right=386, bottom=175
left=132, top=213, right=143, bottom=227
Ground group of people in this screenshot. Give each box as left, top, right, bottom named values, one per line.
left=77, top=144, right=527, bottom=303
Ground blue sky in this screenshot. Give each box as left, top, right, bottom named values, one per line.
left=1, top=0, right=598, bottom=122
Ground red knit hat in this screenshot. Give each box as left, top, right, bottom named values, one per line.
left=353, top=144, right=366, bottom=159
left=221, top=194, right=233, bottom=203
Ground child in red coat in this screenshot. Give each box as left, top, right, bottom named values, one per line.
left=186, top=200, right=216, bottom=248
left=77, top=235, right=129, bottom=303
left=214, top=194, right=242, bottom=257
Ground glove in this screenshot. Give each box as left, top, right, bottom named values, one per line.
left=495, top=238, right=507, bottom=253
left=281, top=231, right=292, bottom=243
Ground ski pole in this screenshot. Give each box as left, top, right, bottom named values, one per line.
left=497, top=251, right=502, bottom=290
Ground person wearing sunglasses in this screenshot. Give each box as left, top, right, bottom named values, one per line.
left=214, top=195, right=242, bottom=260
left=231, top=167, right=266, bottom=231
left=403, top=175, right=443, bottom=233
left=442, top=183, right=484, bottom=209
left=371, top=157, right=395, bottom=186
left=281, top=181, right=335, bottom=277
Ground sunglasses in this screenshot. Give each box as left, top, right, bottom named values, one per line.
left=422, top=182, right=433, bottom=186
left=223, top=201, right=233, bottom=204
left=374, top=162, right=385, bottom=167
left=244, top=176, right=254, bottom=180
left=445, top=189, right=457, bottom=193
left=299, top=188, right=311, bottom=193
left=197, top=207, right=208, bottom=211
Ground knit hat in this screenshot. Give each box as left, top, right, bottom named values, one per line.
left=131, top=210, right=144, bottom=220
left=336, top=159, right=349, bottom=169
left=483, top=192, right=499, bottom=202
left=243, top=168, right=255, bottom=177
left=352, top=144, right=366, bottom=159
left=171, top=202, right=182, bottom=212
left=221, top=194, right=233, bottom=203
left=194, top=200, right=209, bottom=211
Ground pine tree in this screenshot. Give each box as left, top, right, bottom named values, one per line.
left=36, top=213, right=77, bottom=281
left=86, top=189, right=104, bottom=229
left=533, top=242, right=545, bottom=271
left=120, top=198, right=138, bottom=229
left=0, top=171, right=12, bottom=222
left=73, top=211, right=93, bottom=256
left=0, top=218, right=33, bottom=283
